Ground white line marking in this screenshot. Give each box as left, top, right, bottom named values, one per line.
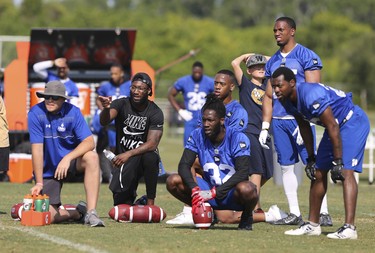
left=4, top=225, right=109, bottom=253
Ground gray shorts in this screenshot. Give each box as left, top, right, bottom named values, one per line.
left=42, top=159, right=78, bottom=206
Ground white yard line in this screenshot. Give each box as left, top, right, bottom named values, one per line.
left=3, top=225, right=109, bottom=253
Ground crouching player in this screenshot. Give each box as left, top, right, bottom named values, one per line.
left=166, top=95, right=259, bottom=230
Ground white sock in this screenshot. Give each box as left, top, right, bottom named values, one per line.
left=281, top=164, right=301, bottom=216
left=265, top=212, right=275, bottom=222
left=183, top=206, right=192, bottom=214
left=320, top=194, right=329, bottom=214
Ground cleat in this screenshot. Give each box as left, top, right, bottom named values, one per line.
left=285, top=222, right=321, bottom=236
left=84, top=209, right=105, bottom=227
left=266, top=205, right=288, bottom=223
left=166, top=211, right=194, bottom=225
left=76, top=201, right=87, bottom=223
left=327, top=224, right=358, bottom=239
left=272, top=213, right=304, bottom=226
left=319, top=213, right=333, bottom=226
left=238, top=213, right=253, bottom=231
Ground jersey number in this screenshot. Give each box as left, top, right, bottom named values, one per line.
left=203, top=163, right=236, bottom=186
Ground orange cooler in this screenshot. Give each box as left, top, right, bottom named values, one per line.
left=29, top=82, right=46, bottom=107
left=77, top=82, right=91, bottom=116
left=8, top=153, right=33, bottom=183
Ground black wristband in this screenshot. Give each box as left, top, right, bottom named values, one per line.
left=332, top=158, right=343, bottom=166
left=307, top=155, right=316, bottom=163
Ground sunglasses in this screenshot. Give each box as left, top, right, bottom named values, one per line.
left=44, top=95, right=61, bottom=101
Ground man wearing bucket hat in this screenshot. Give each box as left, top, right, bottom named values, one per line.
left=28, top=80, right=104, bottom=227
left=98, top=72, right=164, bottom=206
left=33, top=58, right=79, bottom=106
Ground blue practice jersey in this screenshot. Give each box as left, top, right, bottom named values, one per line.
left=97, top=80, right=131, bottom=99
left=28, top=102, right=92, bottom=178
left=282, top=83, right=354, bottom=126
left=265, top=44, right=322, bottom=117
left=47, top=72, right=79, bottom=98
left=173, top=75, right=214, bottom=120
left=185, top=127, right=250, bottom=188
left=196, top=100, right=248, bottom=132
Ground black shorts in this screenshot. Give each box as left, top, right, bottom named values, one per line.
left=42, top=159, right=78, bottom=206
left=0, top=146, right=9, bottom=172
left=247, top=133, right=274, bottom=180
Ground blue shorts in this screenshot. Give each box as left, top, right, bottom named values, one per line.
left=272, top=118, right=316, bottom=166
left=196, top=177, right=243, bottom=211
left=247, top=133, right=273, bottom=179
left=316, top=106, right=370, bottom=173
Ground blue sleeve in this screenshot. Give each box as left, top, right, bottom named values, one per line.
left=28, top=108, right=45, bottom=144
left=231, top=132, right=250, bottom=158
left=185, top=128, right=201, bottom=152
left=301, top=84, right=330, bottom=117
left=73, top=108, right=92, bottom=141
left=299, top=47, right=323, bottom=71
left=173, top=77, right=185, bottom=92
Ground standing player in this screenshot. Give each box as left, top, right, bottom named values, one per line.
left=271, top=67, right=369, bottom=239
left=0, top=96, right=9, bottom=181
left=168, top=61, right=214, bottom=146
left=99, top=72, right=164, bottom=206
left=166, top=96, right=258, bottom=230
left=232, top=53, right=273, bottom=213
left=33, top=58, right=79, bottom=106
left=260, top=16, right=332, bottom=226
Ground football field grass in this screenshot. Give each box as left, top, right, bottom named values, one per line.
left=1, top=175, right=374, bottom=252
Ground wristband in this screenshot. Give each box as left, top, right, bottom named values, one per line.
left=36, top=182, right=43, bottom=187
left=261, top=121, right=270, bottom=131
left=333, top=158, right=343, bottom=166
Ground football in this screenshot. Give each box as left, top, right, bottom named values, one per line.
left=108, top=204, right=167, bottom=223
left=11, top=203, right=24, bottom=220
left=192, top=202, right=214, bottom=229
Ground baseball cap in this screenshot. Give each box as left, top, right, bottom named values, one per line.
left=36, top=80, right=71, bottom=100
left=132, top=72, right=152, bottom=96
left=246, top=54, right=267, bottom=68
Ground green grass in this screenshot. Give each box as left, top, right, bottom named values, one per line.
left=1, top=129, right=375, bottom=253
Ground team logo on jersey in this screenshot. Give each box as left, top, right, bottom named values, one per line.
left=312, top=103, right=320, bottom=109
left=251, top=88, right=265, bottom=105
left=57, top=123, right=66, bottom=132
left=226, top=111, right=233, bottom=118
left=214, top=155, right=220, bottom=163
left=239, top=119, right=244, bottom=127
left=45, top=124, right=51, bottom=128
left=313, top=58, right=318, bottom=65
left=239, top=142, right=247, bottom=149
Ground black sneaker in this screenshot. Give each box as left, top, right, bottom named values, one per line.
left=238, top=213, right=253, bottom=231
left=272, top=213, right=304, bottom=226
left=76, top=201, right=87, bottom=223
left=319, top=213, right=333, bottom=226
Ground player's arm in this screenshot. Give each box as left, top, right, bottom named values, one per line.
left=167, top=86, right=181, bottom=112
left=294, top=114, right=315, bottom=157
left=215, top=156, right=250, bottom=200
left=33, top=60, right=54, bottom=79
left=231, top=54, right=253, bottom=86
left=305, top=70, right=321, bottom=83
left=319, top=106, right=342, bottom=160
left=99, top=96, right=117, bottom=126
left=262, top=79, right=273, bottom=124
left=30, top=143, right=44, bottom=195
left=178, top=149, right=199, bottom=189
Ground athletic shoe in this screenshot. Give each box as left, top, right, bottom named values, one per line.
left=165, top=211, right=194, bottom=225
left=238, top=213, right=253, bottom=231
left=285, top=222, right=321, bottom=236
left=84, top=209, right=105, bottom=227
left=327, top=224, right=358, bottom=239
left=319, top=213, right=333, bottom=226
left=76, top=201, right=87, bottom=223
left=272, top=213, right=304, bottom=226
left=266, top=205, right=289, bottom=223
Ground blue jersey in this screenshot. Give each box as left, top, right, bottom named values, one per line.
left=197, top=100, right=248, bottom=132
left=265, top=44, right=322, bottom=117
left=185, top=127, right=250, bottom=188
left=28, top=102, right=92, bottom=178
left=47, top=72, right=79, bottom=98
left=239, top=75, right=266, bottom=135
left=97, top=80, right=131, bottom=99
left=173, top=75, right=214, bottom=120
left=282, top=83, right=354, bottom=126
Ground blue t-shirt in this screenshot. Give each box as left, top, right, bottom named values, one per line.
left=282, top=82, right=354, bottom=126
left=173, top=75, right=214, bottom=120
left=265, top=44, right=322, bottom=117
left=239, top=75, right=267, bottom=135
left=197, top=100, right=248, bottom=132
left=47, top=72, right=79, bottom=98
left=185, top=127, right=250, bottom=188
left=97, top=80, right=131, bottom=99
left=28, top=102, right=92, bottom=178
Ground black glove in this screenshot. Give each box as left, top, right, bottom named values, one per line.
left=331, top=158, right=345, bottom=183
left=305, top=155, right=316, bottom=181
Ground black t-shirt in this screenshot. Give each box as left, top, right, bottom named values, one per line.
left=110, top=98, right=164, bottom=154
left=239, top=75, right=267, bottom=135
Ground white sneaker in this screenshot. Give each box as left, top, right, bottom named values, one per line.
left=165, top=211, right=194, bottom=225
left=327, top=224, right=358, bottom=239
left=266, top=205, right=288, bottom=222
left=285, top=222, right=321, bottom=236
